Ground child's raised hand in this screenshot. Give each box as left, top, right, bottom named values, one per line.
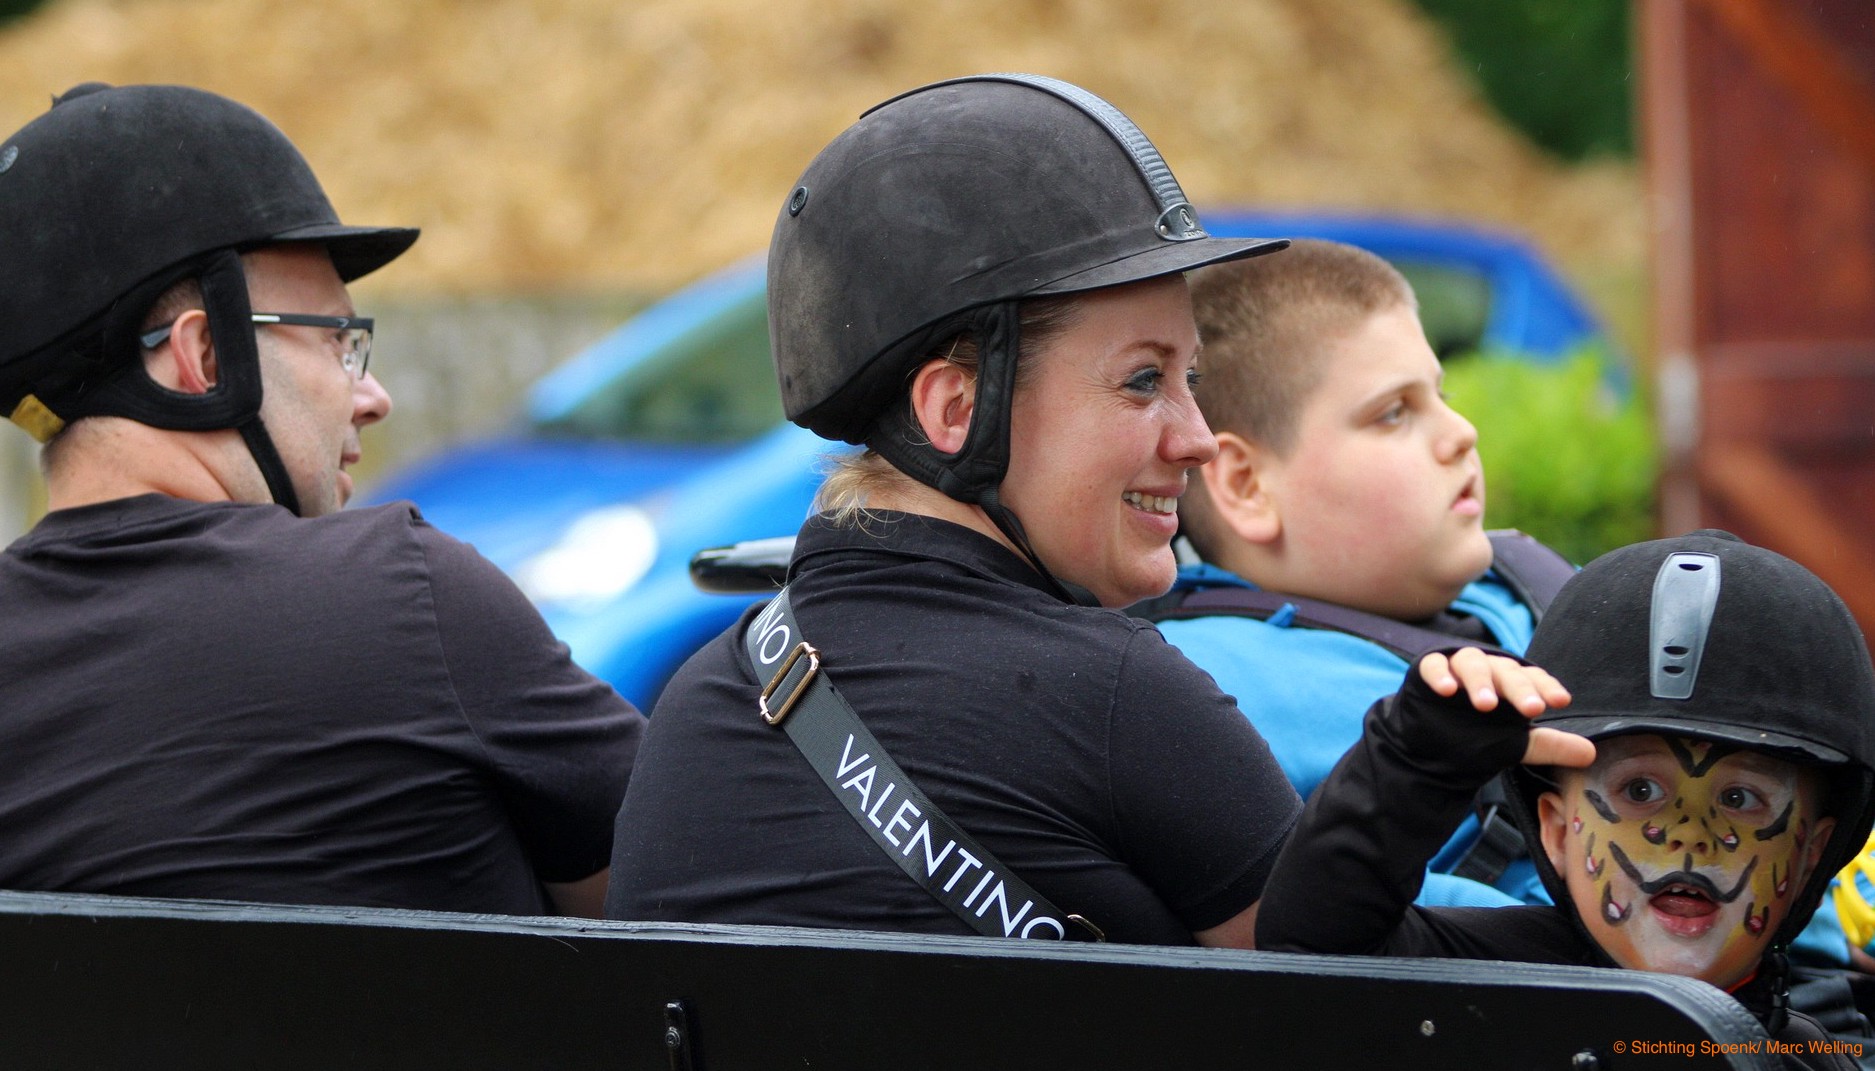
left=1417, top=648, right=1595, bottom=769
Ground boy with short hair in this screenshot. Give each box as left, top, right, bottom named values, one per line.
left=1152, top=239, right=1567, bottom=903
left=1256, top=530, right=1875, bottom=1065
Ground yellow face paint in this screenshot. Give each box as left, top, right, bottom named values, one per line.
left=1539, top=734, right=1834, bottom=989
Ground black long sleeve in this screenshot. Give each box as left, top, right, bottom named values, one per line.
left=1255, top=658, right=1584, bottom=964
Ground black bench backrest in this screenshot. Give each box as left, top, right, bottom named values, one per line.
left=0, top=890, right=1776, bottom=1069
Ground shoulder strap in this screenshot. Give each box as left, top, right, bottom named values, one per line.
left=743, top=589, right=1099, bottom=941
left=1136, top=533, right=1575, bottom=659
left=1448, top=773, right=1528, bottom=886
left=1483, top=530, right=1575, bottom=623
left=1138, top=586, right=1500, bottom=663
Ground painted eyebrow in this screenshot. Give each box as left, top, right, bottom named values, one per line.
left=1720, top=752, right=1805, bottom=783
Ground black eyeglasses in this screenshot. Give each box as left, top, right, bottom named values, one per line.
left=140, top=313, right=375, bottom=380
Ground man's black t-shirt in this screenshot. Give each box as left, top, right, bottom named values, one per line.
left=607, top=511, right=1301, bottom=943
left=0, top=495, right=644, bottom=914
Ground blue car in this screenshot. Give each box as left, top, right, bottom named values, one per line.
left=369, top=212, right=1610, bottom=711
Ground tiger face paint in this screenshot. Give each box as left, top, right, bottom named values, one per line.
left=1537, top=733, right=1835, bottom=989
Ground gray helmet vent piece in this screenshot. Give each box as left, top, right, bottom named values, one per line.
left=1650, top=551, right=1721, bottom=699
left=896, top=73, right=1208, bottom=242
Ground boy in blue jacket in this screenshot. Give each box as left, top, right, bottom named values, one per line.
left=1150, top=239, right=1569, bottom=905
left=1159, top=243, right=1875, bottom=1027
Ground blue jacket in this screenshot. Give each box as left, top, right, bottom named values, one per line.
left=1155, top=562, right=1548, bottom=908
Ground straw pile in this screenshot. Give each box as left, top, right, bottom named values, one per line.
left=0, top=0, right=1644, bottom=307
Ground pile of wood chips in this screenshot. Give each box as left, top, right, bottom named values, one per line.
left=0, top=0, right=1644, bottom=310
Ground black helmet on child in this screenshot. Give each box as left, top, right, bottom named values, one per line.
left=1510, top=529, right=1875, bottom=960
left=0, top=82, right=418, bottom=514
left=768, top=73, right=1286, bottom=512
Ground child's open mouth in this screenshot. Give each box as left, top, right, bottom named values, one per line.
left=1649, top=882, right=1720, bottom=938
left=1451, top=475, right=1482, bottom=517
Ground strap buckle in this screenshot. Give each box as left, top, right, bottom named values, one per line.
left=760, top=642, right=820, bottom=726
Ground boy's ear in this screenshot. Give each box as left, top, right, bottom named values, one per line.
left=907, top=357, right=974, bottom=455
left=144, top=308, right=220, bottom=395
left=1199, top=430, right=1281, bottom=546
left=1536, top=789, right=1570, bottom=875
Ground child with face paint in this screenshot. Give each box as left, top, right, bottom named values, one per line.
left=1257, top=530, right=1875, bottom=1066
left=1540, top=734, right=1834, bottom=989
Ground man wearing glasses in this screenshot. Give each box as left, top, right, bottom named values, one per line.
left=0, top=83, right=644, bottom=917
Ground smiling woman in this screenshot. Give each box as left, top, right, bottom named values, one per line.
left=604, top=74, right=1308, bottom=949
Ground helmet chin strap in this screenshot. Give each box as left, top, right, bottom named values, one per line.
left=48, top=249, right=303, bottom=515
left=235, top=416, right=302, bottom=516
left=976, top=487, right=1101, bottom=607
left=869, top=302, right=1098, bottom=607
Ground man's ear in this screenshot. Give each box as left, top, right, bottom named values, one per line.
left=1199, top=431, right=1281, bottom=545
left=1537, top=789, right=1570, bottom=874
left=144, top=308, right=219, bottom=395
left=907, top=357, right=975, bottom=455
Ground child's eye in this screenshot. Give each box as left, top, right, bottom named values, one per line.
left=1376, top=402, right=1407, bottom=426
left=1719, top=785, right=1766, bottom=811
left=1621, top=777, right=1665, bottom=804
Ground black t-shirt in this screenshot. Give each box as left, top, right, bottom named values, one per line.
left=0, top=495, right=644, bottom=914
left=607, top=511, right=1301, bottom=943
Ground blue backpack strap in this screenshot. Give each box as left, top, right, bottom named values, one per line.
left=1483, top=529, right=1576, bottom=623
left=1136, top=586, right=1505, bottom=663
left=1137, top=532, right=1574, bottom=660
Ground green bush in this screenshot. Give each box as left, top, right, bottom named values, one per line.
left=0, top=0, right=47, bottom=23
left=1407, top=0, right=1634, bottom=161
left=1441, top=350, right=1655, bottom=565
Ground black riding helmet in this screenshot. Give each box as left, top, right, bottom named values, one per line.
left=0, top=82, right=418, bottom=515
left=768, top=74, right=1286, bottom=598
left=1507, top=530, right=1875, bottom=1014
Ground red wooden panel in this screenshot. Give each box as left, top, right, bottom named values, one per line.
left=1685, top=1, right=1875, bottom=343
left=1646, top=0, right=1875, bottom=641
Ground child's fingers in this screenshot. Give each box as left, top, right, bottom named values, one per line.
left=1417, top=651, right=1458, bottom=697
left=1419, top=649, right=1573, bottom=719
left=1524, top=727, right=1596, bottom=768
left=1526, top=666, right=1572, bottom=712
left=1444, top=647, right=1500, bottom=711
left=1495, top=662, right=1571, bottom=718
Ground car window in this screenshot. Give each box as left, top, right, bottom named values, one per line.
left=537, top=289, right=782, bottom=444
left=1393, top=259, right=1493, bottom=359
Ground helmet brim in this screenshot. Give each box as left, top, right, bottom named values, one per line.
left=1541, top=712, right=1851, bottom=766
left=271, top=222, right=421, bottom=283
left=1032, top=234, right=1288, bottom=296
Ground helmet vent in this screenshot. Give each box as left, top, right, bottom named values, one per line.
left=1650, top=552, right=1722, bottom=699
